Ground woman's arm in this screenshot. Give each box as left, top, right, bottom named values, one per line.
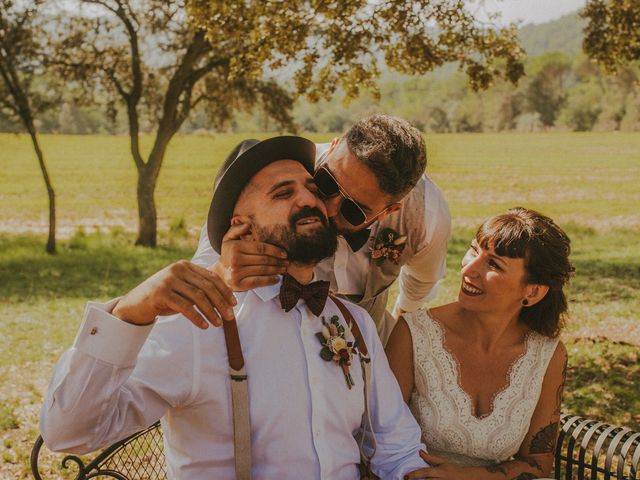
left=405, top=340, right=569, bottom=479
left=507, top=340, right=569, bottom=478
left=385, top=316, right=415, bottom=403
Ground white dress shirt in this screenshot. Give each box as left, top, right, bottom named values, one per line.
left=40, top=278, right=426, bottom=479
left=191, top=143, right=450, bottom=313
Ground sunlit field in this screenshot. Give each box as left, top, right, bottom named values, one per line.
left=1, top=132, right=639, bottom=478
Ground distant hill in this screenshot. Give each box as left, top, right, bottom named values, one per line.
left=518, top=12, right=586, bottom=57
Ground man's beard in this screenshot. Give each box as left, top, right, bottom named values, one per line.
left=251, top=207, right=338, bottom=265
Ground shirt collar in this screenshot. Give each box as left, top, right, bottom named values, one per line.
left=251, top=273, right=322, bottom=304
left=252, top=277, right=283, bottom=303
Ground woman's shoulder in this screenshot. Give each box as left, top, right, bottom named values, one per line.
left=399, top=303, right=459, bottom=352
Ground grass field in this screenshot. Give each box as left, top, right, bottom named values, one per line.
left=1, top=132, right=639, bottom=478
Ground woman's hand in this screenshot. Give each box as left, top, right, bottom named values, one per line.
left=404, top=451, right=469, bottom=479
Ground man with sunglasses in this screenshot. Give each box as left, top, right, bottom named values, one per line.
left=193, top=114, right=450, bottom=343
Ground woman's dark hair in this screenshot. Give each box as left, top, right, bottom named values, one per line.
left=476, top=207, right=575, bottom=337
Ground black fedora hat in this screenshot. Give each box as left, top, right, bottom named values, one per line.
left=207, top=136, right=316, bottom=253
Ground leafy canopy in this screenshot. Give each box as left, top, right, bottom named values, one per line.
left=187, top=0, right=525, bottom=101
left=582, top=0, right=640, bottom=72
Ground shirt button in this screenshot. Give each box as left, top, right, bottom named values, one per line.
left=90, top=327, right=98, bottom=335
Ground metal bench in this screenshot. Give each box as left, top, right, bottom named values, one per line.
left=31, top=414, right=639, bottom=479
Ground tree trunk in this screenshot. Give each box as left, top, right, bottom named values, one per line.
left=26, top=124, right=56, bottom=254
left=135, top=166, right=158, bottom=247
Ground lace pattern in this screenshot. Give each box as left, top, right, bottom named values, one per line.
left=405, top=310, right=559, bottom=466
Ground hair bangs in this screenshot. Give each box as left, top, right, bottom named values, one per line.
left=475, top=214, right=531, bottom=259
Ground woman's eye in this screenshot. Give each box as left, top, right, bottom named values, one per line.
left=489, top=259, right=503, bottom=271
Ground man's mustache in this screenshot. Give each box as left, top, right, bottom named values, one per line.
left=289, top=206, right=330, bottom=228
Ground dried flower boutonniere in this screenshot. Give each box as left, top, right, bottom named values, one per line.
left=371, top=227, right=407, bottom=265
left=316, top=315, right=358, bottom=389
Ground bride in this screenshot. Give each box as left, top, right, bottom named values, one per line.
left=387, top=207, right=574, bottom=479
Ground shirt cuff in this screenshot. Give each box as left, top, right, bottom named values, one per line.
left=395, top=281, right=442, bottom=312
left=73, top=299, right=154, bottom=368
left=395, top=293, right=424, bottom=313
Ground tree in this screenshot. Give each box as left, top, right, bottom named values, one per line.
left=189, top=1, right=525, bottom=99
left=526, top=53, right=573, bottom=128
left=560, top=82, right=603, bottom=131
left=52, top=0, right=306, bottom=246
left=582, top=0, right=640, bottom=72
left=55, top=0, right=525, bottom=246
left=0, top=0, right=57, bottom=253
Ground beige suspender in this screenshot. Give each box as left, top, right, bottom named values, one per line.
left=330, top=295, right=377, bottom=476
left=221, top=296, right=375, bottom=479
left=222, top=319, right=252, bottom=480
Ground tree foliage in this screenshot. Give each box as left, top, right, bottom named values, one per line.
left=52, top=0, right=298, bottom=246
left=0, top=0, right=57, bottom=253
left=49, top=0, right=525, bottom=247
left=526, top=53, right=572, bottom=127
left=582, top=0, right=640, bottom=72
left=188, top=0, right=525, bottom=100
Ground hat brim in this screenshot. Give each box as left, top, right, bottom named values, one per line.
left=207, top=136, right=316, bottom=254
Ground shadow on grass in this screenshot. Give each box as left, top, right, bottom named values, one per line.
left=0, top=233, right=193, bottom=301
left=570, top=259, right=640, bottom=302
left=565, top=339, right=640, bottom=430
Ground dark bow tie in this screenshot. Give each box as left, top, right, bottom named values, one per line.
left=343, top=228, right=371, bottom=252
left=279, top=274, right=330, bottom=316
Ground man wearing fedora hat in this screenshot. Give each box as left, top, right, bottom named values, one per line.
left=41, top=136, right=428, bottom=479
left=192, top=114, right=451, bottom=344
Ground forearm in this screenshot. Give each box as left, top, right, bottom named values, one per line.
left=40, top=301, right=161, bottom=453
left=396, top=237, right=448, bottom=312
left=463, top=455, right=552, bottom=480
left=41, top=349, right=139, bottom=453
left=364, top=315, right=426, bottom=478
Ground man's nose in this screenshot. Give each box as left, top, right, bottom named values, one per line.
left=296, top=187, right=323, bottom=209
left=324, top=195, right=341, bottom=218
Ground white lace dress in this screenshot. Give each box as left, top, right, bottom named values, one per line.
left=404, top=310, right=559, bottom=467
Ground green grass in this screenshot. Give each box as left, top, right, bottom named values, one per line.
left=1, top=132, right=639, bottom=477
left=3, top=132, right=639, bottom=233
left=0, top=402, right=19, bottom=433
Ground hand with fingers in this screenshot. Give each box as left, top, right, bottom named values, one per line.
left=212, top=217, right=289, bottom=291
left=404, top=451, right=466, bottom=479
left=112, top=260, right=237, bottom=329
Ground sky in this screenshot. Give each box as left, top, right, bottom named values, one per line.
left=473, top=0, right=587, bottom=25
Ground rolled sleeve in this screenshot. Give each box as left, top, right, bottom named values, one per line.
left=396, top=181, right=451, bottom=312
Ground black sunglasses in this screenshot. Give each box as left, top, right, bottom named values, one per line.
left=314, top=166, right=388, bottom=227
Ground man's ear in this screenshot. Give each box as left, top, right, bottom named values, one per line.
left=523, top=284, right=550, bottom=307
left=230, top=216, right=243, bottom=226
left=230, top=215, right=254, bottom=240
left=377, top=203, right=402, bottom=222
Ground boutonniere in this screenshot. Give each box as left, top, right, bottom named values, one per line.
left=371, top=227, right=407, bottom=265
left=316, top=315, right=358, bottom=389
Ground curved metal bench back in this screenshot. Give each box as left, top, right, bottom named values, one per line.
left=31, top=422, right=166, bottom=479
left=555, top=414, right=640, bottom=479
left=32, top=415, right=639, bottom=479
